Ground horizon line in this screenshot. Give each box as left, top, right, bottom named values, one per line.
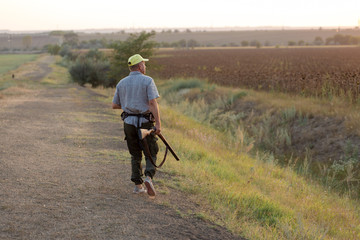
left=1, top=25, right=359, bottom=34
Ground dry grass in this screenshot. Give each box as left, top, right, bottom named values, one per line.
left=244, top=89, right=360, bottom=135
left=158, top=104, right=360, bottom=239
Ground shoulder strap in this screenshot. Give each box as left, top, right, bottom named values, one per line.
left=141, top=137, right=168, bottom=168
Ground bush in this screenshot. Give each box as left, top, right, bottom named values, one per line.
left=85, top=49, right=105, bottom=61
left=241, top=41, right=249, bottom=47
left=69, top=58, right=110, bottom=87
left=47, top=44, right=61, bottom=55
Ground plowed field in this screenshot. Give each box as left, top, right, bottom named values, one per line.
left=153, top=47, right=360, bottom=101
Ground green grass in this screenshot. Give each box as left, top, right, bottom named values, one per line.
left=40, top=56, right=71, bottom=86
left=158, top=104, right=360, bottom=239
left=0, top=54, right=38, bottom=75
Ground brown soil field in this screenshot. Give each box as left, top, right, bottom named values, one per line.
left=152, top=47, right=360, bottom=101
left=0, top=56, right=244, bottom=239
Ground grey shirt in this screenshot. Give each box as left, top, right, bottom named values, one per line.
left=112, top=71, right=160, bottom=127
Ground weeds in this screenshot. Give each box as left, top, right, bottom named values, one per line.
left=158, top=103, right=360, bottom=239
left=159, top=78, right=360, bottom=199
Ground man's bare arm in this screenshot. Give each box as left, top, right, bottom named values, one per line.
left=112, top=103, right=122, bottom=109
left=149, top=98, right=161, bottom=134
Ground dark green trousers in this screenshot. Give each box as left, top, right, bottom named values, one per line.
left=124, top=122, right=159, bottom=185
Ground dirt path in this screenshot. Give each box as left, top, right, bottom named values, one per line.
left=0, top=56, right=244, bottom=239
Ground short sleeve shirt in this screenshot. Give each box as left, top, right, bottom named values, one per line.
left=112, top=71, right=160, bottom=127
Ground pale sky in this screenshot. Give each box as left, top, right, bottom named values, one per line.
left=0, top=0, right=359, bottom=31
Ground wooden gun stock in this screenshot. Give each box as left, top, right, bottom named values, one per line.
left=139, top=128, right=180, bottom=161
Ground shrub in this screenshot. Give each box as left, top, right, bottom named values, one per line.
left=69, top=58, right=110, bottom=87
left=47, top=44, right=61, bottom=55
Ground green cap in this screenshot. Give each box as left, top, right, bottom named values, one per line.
left=128, top=54, right=149, bottom=66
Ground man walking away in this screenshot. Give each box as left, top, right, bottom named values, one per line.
left=112, top=54, right=161, bottom=197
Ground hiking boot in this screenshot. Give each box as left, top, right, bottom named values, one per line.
left=133, top=185, right=147, bottom=194
left=144, top=176, right=156, bottom=196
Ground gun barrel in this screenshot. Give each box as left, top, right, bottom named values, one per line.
left=157, top=133, right=180, bottom=161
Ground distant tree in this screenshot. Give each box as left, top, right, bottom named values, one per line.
left=177, top=39, right=187, bottom=48
left=59, top=45, right=72, bottom=57
left=100, top=38, right=108, bottom=48
left=250, top=40, right=261, bottom=48
left=185, top=29, right=192, bottom=33
left=349, top=36, right=360, bottom=45
left=333, top=34, right=347, bottom=45
left=159, top=41, right=171, bottom=48
left=288, top=40, right=297, bottom=46
left=49, top=31, right=66, bottom=36
left=22, top=36, right=32, bottom=50
left=85, top=49, right=104, bottom=61
left=325, top=38, right=332, bottom=45
left=264, top=41, right=271, bottom=46
left=108, top=31, right=156, bottom=88
left=313, top=36, right=324, bottom=45
left=241, top=40, right=249, bottom=47
left=298, top=40, right=305, bottom=46
left=187, top=39, right=199, bottom=48
left=63, top=32, right=79, bottom=47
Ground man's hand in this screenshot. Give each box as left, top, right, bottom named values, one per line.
left=154, top=123, right=161, bottom=135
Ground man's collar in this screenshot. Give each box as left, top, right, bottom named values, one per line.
left=129, top=71, right=142, bottom=75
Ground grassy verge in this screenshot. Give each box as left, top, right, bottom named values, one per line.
left=158, top=103, right=360, bottom=239
left=158, top=78, right=360, bottom=197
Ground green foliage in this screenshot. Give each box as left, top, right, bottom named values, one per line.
left=47, top=44, right=61, bottom=55
left=63, top=31, right=79, bottom=47
left=298, top=40, right=305, bottom=46
left=85, top=49, right=105, bottom=61
left=69, top=57, right=110, bottom=88
left=250, top=40, right=261, bottom=47
left=313, top=36, right=324, bottom=45
left=108, top=31, right=156, bottom=87
left=325, top=34, right=360, bottom=45
left=288, top=41, right=297, bottom=46
left=49, top=30, right=66, bottom=36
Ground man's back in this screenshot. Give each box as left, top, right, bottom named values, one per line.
left=113, top=71, right=160, bottom=127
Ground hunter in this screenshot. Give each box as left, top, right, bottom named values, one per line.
left=112, top=54, right=161, bottom=197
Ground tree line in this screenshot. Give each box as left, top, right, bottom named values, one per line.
left=46, top=31, right=360, bottom=89
left=48, top=31, right=156, bottom=88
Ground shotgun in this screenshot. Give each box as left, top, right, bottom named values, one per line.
left=139, top=128, right=180, bottom=164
